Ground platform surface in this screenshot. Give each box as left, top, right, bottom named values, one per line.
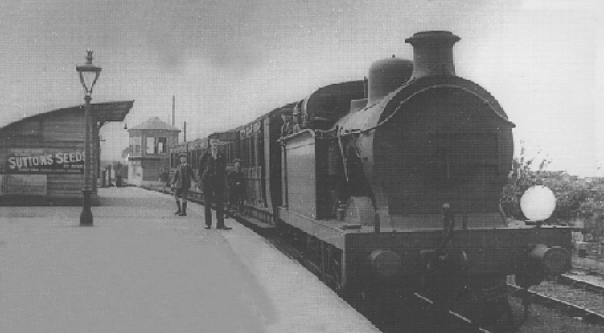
left=0, top=187, right=380, bottom=333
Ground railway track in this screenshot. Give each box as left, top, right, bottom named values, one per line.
left=559, top=272, right=604, bottom=296
left=508, top=272, right=604, bottom=325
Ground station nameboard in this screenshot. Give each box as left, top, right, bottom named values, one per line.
left=0, top=174, right=47, bottom=196
left=5, top=148, right=84, bottom=174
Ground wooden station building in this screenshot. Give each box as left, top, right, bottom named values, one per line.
left=0, top=101, right=134, bottom=205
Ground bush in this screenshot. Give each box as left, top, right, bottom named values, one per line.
left=499, top=147, right=604, bottom=239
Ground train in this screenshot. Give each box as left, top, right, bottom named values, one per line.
left=169, top=31, right=572, bottom=329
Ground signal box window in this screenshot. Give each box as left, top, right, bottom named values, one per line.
left=146, top=137, right=156, bottom=154
left=157, top=137, right=167, bottom=154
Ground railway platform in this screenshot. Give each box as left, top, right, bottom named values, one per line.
left=0, top=187, right=380, bottom=333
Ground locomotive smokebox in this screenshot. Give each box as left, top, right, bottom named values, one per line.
left=405, top=31, right=460, bottom=79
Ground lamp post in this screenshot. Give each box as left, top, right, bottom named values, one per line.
left=76, top=50, right=102, bottom=226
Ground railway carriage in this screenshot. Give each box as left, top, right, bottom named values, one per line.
left=171, top=31, right=572, bottom=329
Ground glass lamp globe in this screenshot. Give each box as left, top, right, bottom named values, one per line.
left=520, top=185, right=556, bottom=221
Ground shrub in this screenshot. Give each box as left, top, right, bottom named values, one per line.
left=499, top=147, right=604, bottom=239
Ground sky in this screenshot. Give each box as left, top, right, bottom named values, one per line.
left=0, top=0, right=602, bottom=176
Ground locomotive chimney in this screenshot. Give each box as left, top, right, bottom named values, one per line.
left=405, top=31, right=460, bottom=79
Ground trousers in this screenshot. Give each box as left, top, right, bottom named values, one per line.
left=203, top=179, right=224, bottom=227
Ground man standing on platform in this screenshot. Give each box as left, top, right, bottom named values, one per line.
left=198, top=138, right=231, bottom=230
left=171, top=153, right=196, bottom=216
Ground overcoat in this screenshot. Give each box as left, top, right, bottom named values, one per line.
left=198, top=152, right=227, bottom=188
left=172, top=163, right=195, bottom=190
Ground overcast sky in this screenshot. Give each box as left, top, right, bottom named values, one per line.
left=0, top=0, right=602, bottom=176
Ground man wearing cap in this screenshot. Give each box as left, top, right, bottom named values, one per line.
left=198, top=139, right=230, bottom=230
left=171, top=153, right=197, bottom=216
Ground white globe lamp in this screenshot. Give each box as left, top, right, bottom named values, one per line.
left=520, top=185, right=557, bottom=222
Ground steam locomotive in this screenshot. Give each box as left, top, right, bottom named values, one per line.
left=170, top=31, right=572, bottom=329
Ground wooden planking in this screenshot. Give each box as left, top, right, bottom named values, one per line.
left=46, top=174, right=85, bottom=197
left=0, top=111, right=97, bottom=201
left=43, top=114, right=86, bottom=141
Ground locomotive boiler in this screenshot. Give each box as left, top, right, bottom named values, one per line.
left=173, top=31, right=572, bottom=329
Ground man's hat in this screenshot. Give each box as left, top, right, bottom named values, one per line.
left=232, top=158, right=241, bottom=163
left=178, top=153, right=188, bottom=158
left=281, top=108, right=293, bottom=116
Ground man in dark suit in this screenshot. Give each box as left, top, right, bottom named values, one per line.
left=198, top=139, right=231, bottom=230
left=171, top=153, right=196, bottom=216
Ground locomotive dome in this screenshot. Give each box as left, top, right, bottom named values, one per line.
left=367, top=57, right=413, bottom=105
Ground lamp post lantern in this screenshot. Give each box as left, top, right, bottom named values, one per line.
left=76, top=50, right=102, bottom=226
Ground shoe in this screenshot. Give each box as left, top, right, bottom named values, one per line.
left=179, top=212, right=187, bottom=216
left=217, top=226, right=232, bottom=230
left=204, top=225, right=211, bottom=229
left=174, top=201, right=181, bottom=215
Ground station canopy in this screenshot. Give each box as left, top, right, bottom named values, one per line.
left=0, top=101, right=135, bottom=132
left=90, top=101, right=135, bottom=123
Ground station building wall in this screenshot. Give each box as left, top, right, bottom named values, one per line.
left=0, top=110, right=99, bottom=205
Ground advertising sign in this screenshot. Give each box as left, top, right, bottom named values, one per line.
left=6, top=148, right=84, bottom=174
left=0, top=174, right=47, bottom=196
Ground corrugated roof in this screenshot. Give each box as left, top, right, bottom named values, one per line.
left=129, top=117, right=180, bottom=131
